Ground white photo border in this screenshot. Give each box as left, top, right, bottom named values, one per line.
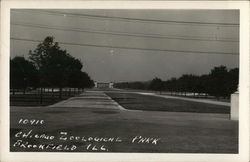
left=0, top=1, right=249, bottom=162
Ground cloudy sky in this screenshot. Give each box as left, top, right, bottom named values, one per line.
left=10, top=9, right=239, bottom=82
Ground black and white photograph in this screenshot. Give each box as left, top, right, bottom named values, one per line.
left=1, top=1, right=250, bottom=162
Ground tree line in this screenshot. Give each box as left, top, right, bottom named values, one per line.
left=114, top=65, right=239, bottom=98
left=10, top=36, right=94, bottom=97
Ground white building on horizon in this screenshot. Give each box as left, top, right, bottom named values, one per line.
left=94, top=81, right=114, bottom=89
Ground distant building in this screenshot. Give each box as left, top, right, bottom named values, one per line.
left=94, top=82, right=114, bottom=88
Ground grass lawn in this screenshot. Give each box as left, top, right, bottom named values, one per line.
left=105, top=92, right=230, bottom=114
left=10, top=107, right=238, bottom=153
left=10, top=91, right=81, bottom=106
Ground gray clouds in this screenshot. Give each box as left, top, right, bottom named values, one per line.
left=10, top=9, right=239, bottom=82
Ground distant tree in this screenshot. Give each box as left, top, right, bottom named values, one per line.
left=207, top=65, right=229, bottom=98
left=149, top=77, right=164, bottom=94
left=226, top=68, right=239, bottom=94
left=130, top=81, right=149, bottom=90
left=10, top=56, right=38, bottom=93
left=114, top=81, right=150, bottom=90
left=168, top=77, right=177, bottom=94
left=194, top=75, right=209, bottom=95
left=177, top=74, right=197, bottom=95
left=113, top=65, right=239, bottom=99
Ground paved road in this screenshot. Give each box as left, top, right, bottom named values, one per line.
left=48, top=91, right=126, bottom=110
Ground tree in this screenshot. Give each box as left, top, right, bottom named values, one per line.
left=177, top=74, right=197, bottom=95
left=167, top=77, right=177, bottom=95
left=226, top=68, right=239, bottom=94
left=28, top=36, right=93, bottom=98
left=10, top=56, right=38, bottom=94
left=194, top=75, right=209, bottom=96
left=113, top=65, right=239, bottom=99
left=207, top=66, right=229, bottom=98
left=149, top=77, right=163, bottom=94
left=68, top=71, right=94, bottom=89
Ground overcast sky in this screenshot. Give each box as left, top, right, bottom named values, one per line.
left=10, top=9, right=239, bottom=82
